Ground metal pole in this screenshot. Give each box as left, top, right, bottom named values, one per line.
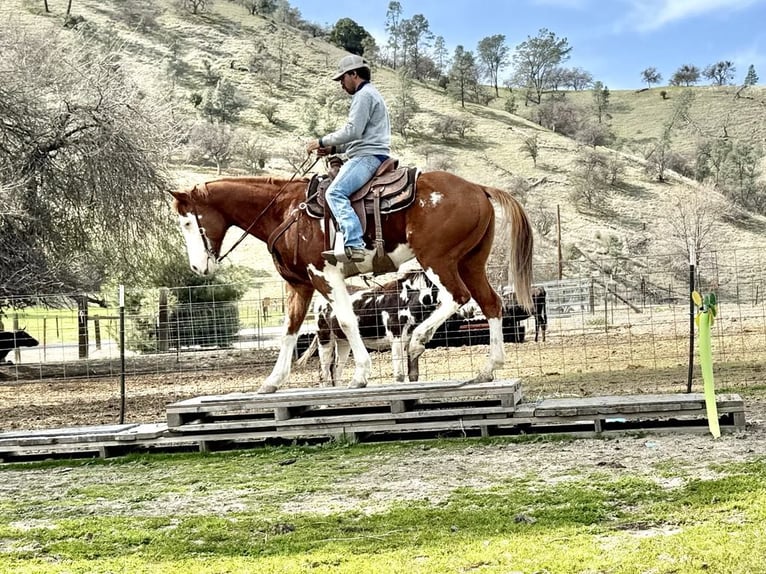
left=687, top=248, right=695, bottom=393
left=119, top=285, right=126, bottom=424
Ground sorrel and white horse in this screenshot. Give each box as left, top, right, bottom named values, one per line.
left=170, top=170, right=533, bottom=393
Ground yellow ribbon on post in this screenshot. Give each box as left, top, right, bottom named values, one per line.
left=693, top=291, right=720, bottom=439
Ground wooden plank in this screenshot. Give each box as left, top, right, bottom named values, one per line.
left=533, top=394, right=741, bottom=417
left=167, top=405, right=520, bottom=434
left=166, top=380, right=522, bottom=413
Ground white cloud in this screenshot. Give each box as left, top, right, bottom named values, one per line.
left=625, top=0, right=763, bottom=31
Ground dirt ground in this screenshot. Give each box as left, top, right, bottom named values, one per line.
left=2, top=328, right=766, bottom=513
left=1, top=307, right=764, bottom=434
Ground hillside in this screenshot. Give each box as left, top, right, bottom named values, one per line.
left=5, top=0, right=766, bottom=298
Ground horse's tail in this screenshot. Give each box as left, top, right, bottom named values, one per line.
left=484, top=187, right=534, bottom=313
left=296, top=334, right=319, bottom=367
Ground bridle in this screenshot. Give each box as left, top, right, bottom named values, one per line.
left=190, top=154, right=320, bottom=264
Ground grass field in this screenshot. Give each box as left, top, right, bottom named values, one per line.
left=1, top=437, right=766, bottom=573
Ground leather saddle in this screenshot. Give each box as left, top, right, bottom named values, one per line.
left=305, top=157, right=418, bottom=224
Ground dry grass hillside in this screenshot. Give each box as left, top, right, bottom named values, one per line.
left=5, top=0, right=766, bottom=298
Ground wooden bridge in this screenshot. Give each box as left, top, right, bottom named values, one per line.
left=0, top=380, right=747, bottom=462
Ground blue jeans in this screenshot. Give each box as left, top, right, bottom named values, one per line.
left=325, top=155, right=383, bottom=249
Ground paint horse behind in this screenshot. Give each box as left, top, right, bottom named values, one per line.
left=170, top=169, right=534, bottom=393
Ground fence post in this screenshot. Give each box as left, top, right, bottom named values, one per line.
left=13, top=314, right=20, bottom=363
left=158, top=288, right=169, bottom=353
left=94, top=318, right=101, bottom=351
left=77, top=295, right=88, bottom=359
left=119, top=285, right=126, bottom=424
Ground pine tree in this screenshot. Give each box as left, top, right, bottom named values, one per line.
left=744, top=64, right=759, bottom=86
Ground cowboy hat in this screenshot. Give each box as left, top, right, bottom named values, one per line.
left=331, top=54, right=370, bottom=81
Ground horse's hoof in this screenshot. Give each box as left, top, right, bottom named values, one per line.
left=466, top=373, right=494, bottom=385
left=257, top=383, right=278, bottom=394
left=348, top=380, right=367, bottom=389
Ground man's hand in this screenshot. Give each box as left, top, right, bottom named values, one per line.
left=306, top=139, right=334, bottom=156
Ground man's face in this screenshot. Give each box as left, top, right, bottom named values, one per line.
left=338, top=72, right=355, bottom=94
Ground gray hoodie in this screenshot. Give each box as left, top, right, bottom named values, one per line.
left=321, top=82, right=391, bottom=158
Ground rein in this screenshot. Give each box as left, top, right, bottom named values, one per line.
left=215, top=154, right=320, bottom=264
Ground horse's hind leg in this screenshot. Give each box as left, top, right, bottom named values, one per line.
left=458, top=249, right=506, bottom=383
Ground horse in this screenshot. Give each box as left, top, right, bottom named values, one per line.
left=170, top=170, right=534, bottom=393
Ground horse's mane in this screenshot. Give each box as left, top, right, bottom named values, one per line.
left=188, top=176, right=310, bottom=201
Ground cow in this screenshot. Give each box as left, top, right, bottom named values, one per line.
left=0, top=330, right=40, bottom=364
left=503, top=286, right=547, bottom=342
left=531, top=286, right=548, bottom=342
left=299, top=271, right=440, bottom=385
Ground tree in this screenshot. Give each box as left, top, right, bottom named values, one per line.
left=477, top=34, right=509, bottom=98
left=432, top=35, right=449, bottom=75
left=641, top=67, right=662, bottom=88
left=179, top=0, right=212, bottom=15
left=744, top=64, right=759, bottom=86
left=592, top=80, right=610, bottom=124
left=385, top=1, right=403, bottom=69
left=661, top=190, right=721, bottom=267
left=0, top=24, right=178, bottom=303
left=512, top=28, right=572, bottom=104
left=400, top=14, right=432, bottom=79
left=188, top=122, right=237, bottom=175
left=201, top=79, right=246, bottom=123
left=447, top=45, right=480, bottom=108
left=670, top=64, right=700, bottom=86
left=703, top=61, right=735, bottom=86
left=328, top=17, right=372, bottom=56
left=520, top=134, right=539, bottom=166
left=562, top=67, right=593, bottom=90
left=241, top=0, right=276, bottom=16
left=389, top=70, right=419, bottom=139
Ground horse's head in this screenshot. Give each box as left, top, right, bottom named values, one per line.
left=170, top=185, right=227, bottom=276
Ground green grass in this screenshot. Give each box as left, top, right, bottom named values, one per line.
left=1, top=441, right=766, bottom=573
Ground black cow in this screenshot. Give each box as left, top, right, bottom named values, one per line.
left=0, top=330, right=40, bottom=364
left=301, top=271, right=440, bottom=385
left=503, top=285, right=547, bottom=342
left=531, top=286, right=547, bottom=342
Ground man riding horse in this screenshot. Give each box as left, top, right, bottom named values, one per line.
left=305, top=54, right=391, bottom=265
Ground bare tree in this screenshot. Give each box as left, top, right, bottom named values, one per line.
left=520, top=134, right=539, bottom=166
left=0, top=23, right=178, bottom=303
left=660, top=189, right=721, bottom=266
left=188, top=122, right=237, bottom=174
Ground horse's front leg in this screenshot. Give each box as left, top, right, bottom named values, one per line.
left=322, top=266, right=371, bottom=388
left=258, top=282, right=313, bottom=394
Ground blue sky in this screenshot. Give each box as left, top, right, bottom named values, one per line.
left=290, top=0, right=766, bottom=89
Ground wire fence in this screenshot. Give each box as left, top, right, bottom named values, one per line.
left=1, top=246, right=765, bottom=430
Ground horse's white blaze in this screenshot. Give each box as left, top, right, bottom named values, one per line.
left=178, top=213, right=218, bottom=276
